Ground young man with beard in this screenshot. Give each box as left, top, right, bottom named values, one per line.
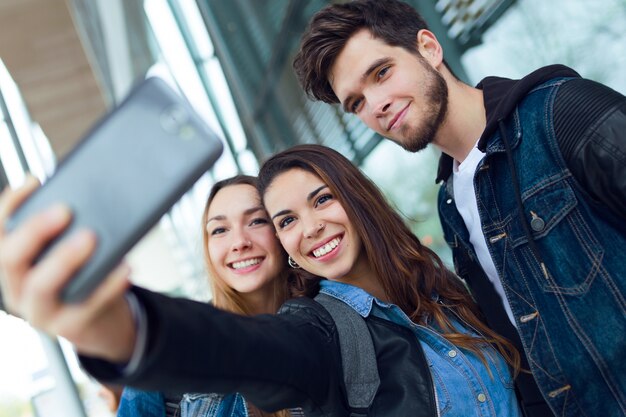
left=293, top=1, right=626, bottom=417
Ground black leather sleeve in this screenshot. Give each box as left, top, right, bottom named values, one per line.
left=554, top=78, right=626, bottom=220
left=80, top=287, right=343, bottom=413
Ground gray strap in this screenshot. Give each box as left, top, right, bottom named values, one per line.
left=314, top=293, right=380, bottom=414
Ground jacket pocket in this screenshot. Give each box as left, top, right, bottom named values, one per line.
left=180, top=393, right=222, bottom=416
left=507, top=179, right=604, bottom=295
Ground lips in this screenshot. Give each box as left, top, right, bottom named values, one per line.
left=312, top=237, right=341, bottom=258
left=229, top=257, right=263, bottom=270
left=309, top=234, right=343, bottom=259
left=387, top=103, right=410, bottom=131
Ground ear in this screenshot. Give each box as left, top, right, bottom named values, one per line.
left=416, top=29, right=444, bottom=68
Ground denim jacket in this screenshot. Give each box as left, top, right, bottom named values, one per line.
left=180, top=393, right=248, bottom=417
left=438, top=75, right=626, bottom=416
left=118, top=388, right=167, bottom=417
left=118, top=388, right=270, bottom=417
left=180, top=393, right=304, bottom=417
left=319, top=280, right=521, bottom=417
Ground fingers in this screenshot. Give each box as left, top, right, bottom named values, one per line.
left=0, top=178, right=135, bottom=361
left=0, top=205, right=73, bottom=312
left=59, top=262, right=135, bottom=360
left=0, top=175, right=68, bottom=301
left=19, top=230, right=97, bottom=325
left=16, top=232, right=134, bottom=361
left=0, top=176, right=40, bottom=234
left=1, top=204, right=72, bottom=267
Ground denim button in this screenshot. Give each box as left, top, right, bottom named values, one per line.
left=477, top=393, right=486, bottom=402
left=447, top=350, right=457, bottom=358
left=530, top=216, right=545, bottom=231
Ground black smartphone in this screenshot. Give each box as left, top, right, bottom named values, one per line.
left=5, top=77, right=223, bottom=303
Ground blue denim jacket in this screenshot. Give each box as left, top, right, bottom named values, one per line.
left=118, top=387, right=249, bottom=417
left=319, top=280, right=521, bottom=417
left=179, top=393, right=249, bottom=417
left=118, top=388, right=167, bottom=417
left=438, top=77, right=626, bottom=416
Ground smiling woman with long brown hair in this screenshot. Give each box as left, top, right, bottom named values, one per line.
left=259, top=145, right=520, bottom=364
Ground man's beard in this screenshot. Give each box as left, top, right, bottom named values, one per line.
left=397, top=61, right=448, bottom=153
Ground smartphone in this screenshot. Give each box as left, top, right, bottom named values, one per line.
left=5, top=77, right=223, bottom=303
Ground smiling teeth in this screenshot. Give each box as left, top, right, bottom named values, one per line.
left=313, top=237, right=341, bottom=258
left=232, top=258, right=262, bottom=269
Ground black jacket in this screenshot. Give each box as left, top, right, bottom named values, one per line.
left=81, top=287, right=437, bottom=417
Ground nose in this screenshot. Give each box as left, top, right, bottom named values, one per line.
left=231, top=228, right=252, bottom=252
left=304, top=220, right=325, bottom=239
left=369, top=88, right=392, bottom=118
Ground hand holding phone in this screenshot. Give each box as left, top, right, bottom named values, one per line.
left=0, top=179, right=136, bottom=362
left=4, top=77, right=223, bottom=302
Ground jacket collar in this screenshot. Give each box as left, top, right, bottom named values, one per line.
left=319, top=280, right=375, bottom=318
left=435, top=65, right=580, bottom=183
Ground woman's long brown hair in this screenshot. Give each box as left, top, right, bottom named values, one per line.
left=201, top=175, right=293, bottom=417
left=258, top=145, right=520, bottom=372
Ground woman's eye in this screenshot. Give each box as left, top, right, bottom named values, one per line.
left=278, top=216, right=295, bottom=229
left=210, top=227, right=226, bottom=236
left=377, top=66, right=390, bottom=79
left=315, top=194, right=333, bottom=207
left=250, top=217, right=269, bottom=226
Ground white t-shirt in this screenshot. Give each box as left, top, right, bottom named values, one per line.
left=452, top=145, right=517, bottom=327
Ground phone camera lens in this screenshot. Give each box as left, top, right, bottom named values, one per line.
left=161, top=105, right=194, bottom=139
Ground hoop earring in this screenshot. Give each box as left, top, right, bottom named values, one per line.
left=288, top=256, right=301, bottom=269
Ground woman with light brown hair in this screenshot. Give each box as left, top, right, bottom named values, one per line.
left=118, top=175, right=296, bottom=417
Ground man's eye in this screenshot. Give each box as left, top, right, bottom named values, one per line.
left=377, top=66, right=390, bottom=79
left=350, top=98, right=363, bottom=113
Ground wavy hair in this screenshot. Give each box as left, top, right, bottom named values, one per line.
left=258, top=145, right=519, bottom=371
left=294, top=0, right=455, bottom=104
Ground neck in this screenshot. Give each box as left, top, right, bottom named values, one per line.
left=433, top=77, right=486, bottom=163
left=339, top=252, right=389, bottom=302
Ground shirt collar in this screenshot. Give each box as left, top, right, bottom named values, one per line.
left=318, top=280, right=375, bottom=318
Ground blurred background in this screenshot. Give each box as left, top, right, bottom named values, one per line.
left=0, top=0, right=624, bottom=415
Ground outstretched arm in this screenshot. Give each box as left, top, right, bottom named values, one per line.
left=0, top=179, right=343, bottom=412
left=0, top=178, right=135, bottom=362
left=80, top=290, right=342, bottom=413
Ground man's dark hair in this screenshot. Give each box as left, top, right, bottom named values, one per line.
left=293, top=0, right=431, bottom=104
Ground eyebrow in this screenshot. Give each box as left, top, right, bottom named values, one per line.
left=270, top=185, right=328, bottom=220
left=307, top=185, right=328, bottom=201
left=245, top=206, right=266, bottom=216
left=207, top=206, right=266, bottom=223
left=342, top=57, right=392, bottom=113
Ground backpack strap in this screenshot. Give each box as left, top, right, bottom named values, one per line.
left=314, top=293, right=380, bottom=417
